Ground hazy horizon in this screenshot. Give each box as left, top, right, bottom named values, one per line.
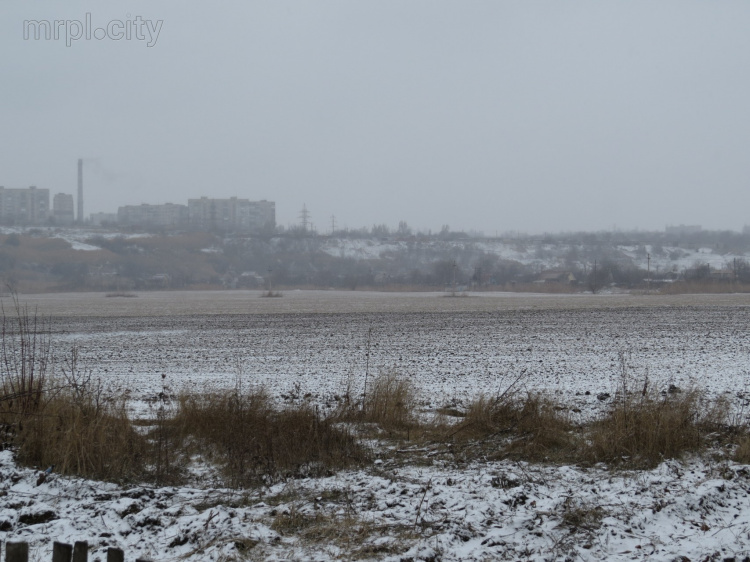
left=2, top=2, right=749, bottom=234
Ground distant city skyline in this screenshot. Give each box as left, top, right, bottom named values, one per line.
left=2, top=2, right=750, bottom=234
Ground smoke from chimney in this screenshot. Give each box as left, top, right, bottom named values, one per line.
left=77, top=158, right=83, bottom=223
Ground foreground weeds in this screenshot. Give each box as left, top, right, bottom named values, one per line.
left=445, top=392, right=579, bottom=462
left=15, top=385, right=146, bottom=482
left=336, top=371, right=418, bottom=436
left=175, top=388, right=367, bottom=487
left=587, top=386, right=728, bottom=468
left=0, top=298, right=147, bottom=483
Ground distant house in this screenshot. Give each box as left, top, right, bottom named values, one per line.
left=710, top=268, right=735, bottom=282
left=238, top=271, right=265, bottom=288
left=145, top=273, right=171, bottom=289
left=535, top=270, right=577, bottom=285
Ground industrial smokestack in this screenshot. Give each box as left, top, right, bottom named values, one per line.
left=77, top=158, right=83, bottom=224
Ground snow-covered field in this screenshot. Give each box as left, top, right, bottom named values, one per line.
left=3, top=290, right=750, bottom=561
left=28, top=290, right=750, bottom=421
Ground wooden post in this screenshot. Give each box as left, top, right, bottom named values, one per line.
left=52, top=542, right=73, bottom=562
left=106, top=547, right=124, bottom=562
left=73, top=541, right=89, bottom=562
left=135, top=558, right=154, bottom=562
left=6, top=542, right=29, bottom=562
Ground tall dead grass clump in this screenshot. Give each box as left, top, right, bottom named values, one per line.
left=15, top=346, right=146, bottom=482
left=449, top=392, right=577, bottom=461
left=16, top=386, right=146, bottom=482
left=343, top=371, right=418, bottom=434
left=587, top=387, right=727, bottom=468
left=175, top=387, right=366, bottom=488
left=0, top=297, right=147, bottom=482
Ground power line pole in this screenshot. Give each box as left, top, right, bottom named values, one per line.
left=299, top=204, right=310, bottom=232
left=330, top=214, right=336, bottom=235
left=593, top=260, right=597, bottom=294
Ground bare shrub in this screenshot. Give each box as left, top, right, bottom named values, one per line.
left=260, top=291, right=283, bottom=298
left=0, top=296, right=51, bottom=422
left=14, top=344, right=146, bottom=482
left=559, top=497, right=606, bottom=532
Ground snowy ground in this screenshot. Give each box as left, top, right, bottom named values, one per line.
left=2, top=291, right=750, bottom=560
left=3, top=448, right=750, bottom=561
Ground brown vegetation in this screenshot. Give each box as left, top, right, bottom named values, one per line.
left=448, top=392, right=578, bottom=461
left=174, top=388, right=367, bottom=487
left=586, top=387, right=727, bottom=467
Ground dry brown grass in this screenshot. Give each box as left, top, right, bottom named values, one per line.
left=445, top=392, right=579, bottom=461
left=733, top=433, right=750, bottom=463
left=336, top=371, right=419, bottom=436
left=175, top=388, right=367, bottom=487
left=586, top=387, right=727, bottom=468
left=362, top=372, right=418, bottom=432
left=0, top=301, right=144, bottom=482
left=15, top=386, right=146, bottom=482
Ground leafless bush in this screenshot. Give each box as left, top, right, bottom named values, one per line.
left=0, top=295, right=51, bottom=422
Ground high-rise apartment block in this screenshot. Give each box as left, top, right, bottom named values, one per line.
left=117, top=203, right=189, bottom=228
left=53, top=193, right=75, bottom=225
left=187, top=197, right=275, bottom=233
left=0, top=186, right=50, bottom=225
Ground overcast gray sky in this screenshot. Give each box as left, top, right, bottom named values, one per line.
left=1, top=1, right=749, bottom=234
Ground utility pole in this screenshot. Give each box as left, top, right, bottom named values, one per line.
left=330, top=215, right=336, bottom=235
left=593, top=260, right=597, bottom=294
left=647, top=253, right=651, bottom=293
left=452, top=260, right=457, bottom=296
left=299, top=204, right=310, bottom=232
